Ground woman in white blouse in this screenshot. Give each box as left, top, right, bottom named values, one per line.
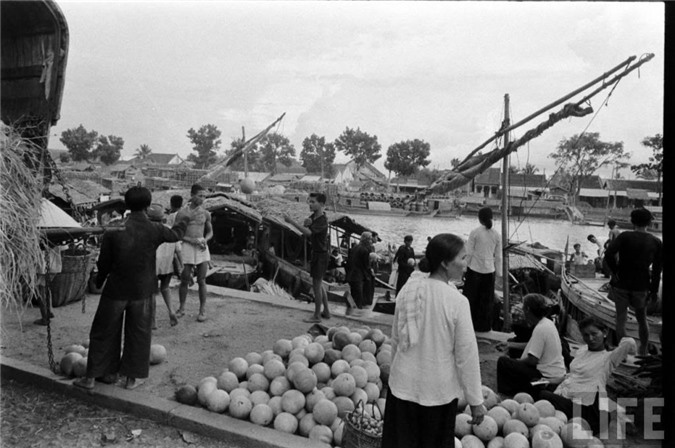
left=382, top=234, right=485, bottom=448
left=463, top=207, right=502, bottom=332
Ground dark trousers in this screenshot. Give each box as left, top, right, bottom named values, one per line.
left=540, top=390, right=603, bottom=434
left=463, top=268, right=495, bottom=332
left=381, top=391, right=458, bottom=448
left=496, top=356, right=542, bottom=398
left=395, top=269, right=413, bottom=295
left=86, top=297, right=153, bottom=379
left=349, top=278, right=373, bottom=308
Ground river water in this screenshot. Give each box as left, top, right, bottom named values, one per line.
left=350, top=213, right=629, bottom=256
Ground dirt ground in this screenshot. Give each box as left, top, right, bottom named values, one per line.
left=0, top=286, right=502, bottom=400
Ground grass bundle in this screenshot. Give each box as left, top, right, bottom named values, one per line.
left=0, top=124, right=44, bottom=311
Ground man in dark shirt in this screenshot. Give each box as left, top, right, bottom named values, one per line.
left=346, top=232, right=375, bottom=309
left=604, top=208, right=662, bottom=355
left=394, top=235, right=415, bottom=296
left=74, top=187, right=188, bottom=390
left=284, top=192, right=331, bottom=323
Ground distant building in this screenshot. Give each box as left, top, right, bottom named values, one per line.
left=331, top=160, right=387, bottom=186
left=128, top=153, right=185, bottom=165
left=472, top=167, right=501, bottom=198
left=603, top=178, right=662, bottom=208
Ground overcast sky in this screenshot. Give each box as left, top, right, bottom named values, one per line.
left=49, top=1, right=664, bottom=178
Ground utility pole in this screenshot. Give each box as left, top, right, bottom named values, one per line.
left=501, top=94, right=511, bottom=331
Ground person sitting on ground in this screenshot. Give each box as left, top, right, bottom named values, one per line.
left=148, top=204, right=180, bottom=328
left=74, top=186, right=188, bottom=391
left=497, top=293, right=566, bottom=398
left=570, top=243, right=588, bottom=266
left=539, top=317, right=636, bottom=435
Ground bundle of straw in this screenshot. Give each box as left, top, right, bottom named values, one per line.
left=0, top=124, right=44, bottom=310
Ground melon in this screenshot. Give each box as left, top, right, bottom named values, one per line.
left=362, top=361, right=381, bottom=383
left=363, top=382, right=380, bottom=403
left=332, top=332, right=352, bottom=350
left=455, top=413, right=474, bottom=437
left=240, top=177, right=255, bottom=194
left=365, top=329, right=386, bottom=347
left=268, top=396, right=283, bottom=416
left=540, top=416, right=564, bottom=435
left=341, top=344, right=362, bottom=363
left=64, top=344, right=87, bottom=356
left=333, top=396, right=355, bottom=418
left=503, top=419, right=529, bottom=438
left=250, top=390, right=270, bottom=406
left=299, top=412, right=318, bottom=436
left=229, top=387, right=251, bottom=402
left=516, top=402, right=541, bottom=427
left=274, top=412, right=298, bottom=434
left=559, top=422, right=593, bottom=447
left=482, top=385, right=500, bottom=409
left=305, top=389, right=326, bottom=412
left=487, top=436, right=505, bottom=448
left=324, top=349, right=342, bottom=365
left=364, top=402, right=383, bottom=420
left=309, top=424, right=333, bottom=445
left=295, top=408, right=307, bottom=420
left=554, top=411, right=568, bottom=425
left=349, top=332, right=364, bottom=346
left=348, top=366, right=368, bottom=388
left=313, top=399, right=338, bottom=426
left=245, top=351, right=263, bottom=366
left=273, top=339, right=293, bottom=359
left=568, top=417, right=592, bottom=432
left=72, top=357, right=88, bottom=377
left=205, top=389, right=230, bottom=413
left=304, top=342, right=325, bottom=364
left=247, top=373, right=269, bottom=392
left=311, top=362, right=331, bottom=384
left=333, top=373, right=356, bottom=397
left=175, top=385, right=198, bottom=405
left=246, top=364, right=265, bottom=380
left=331, top=359, right=351, bottom=378
left=281, top=389, right=306, bottom=414
left=321, top=386, right=336, bottom=400
left=292, top=368, right=317, bottom=394
left=531, top=427, right=563, bottom=448
left=513, top=392, right=534, bottom=404
left=500, top=399, right=520, bottom=415
left=288, top=354, right=310, bottom=368
left=229, top=394, right=253, bottom=419
left=60, top=352, right=83, bottom=377
left=361, top=352, right=377, bottom=364
left=530, top=424, right=550, bottom=438
left=461, top=434, right=485, bottom=448
left=326, top=326, right=340, bottom=341
left=239, top=381, right=248, bottom=390
left=263, top=359, right=286, bottom=380
left=217, top=371, right=239, bottom=392
left=503, top=432, right=530, bottom=448
left=376, top=350, right=393, bottom=366
left=250, top=403, right=274, bottom=426
left=315, top=335, right=329, bottom=344
left=269, top=376, right=291, bottom=396
left=228, top=357, right=249, bottom=380
left=350, top=388, right=368, bottom=408
left=358, top=339, right=377, bottom=355
left=286, top=361, right=309, bottom=383
left=292, top=335, right=311, bottom=350
left=534, top=400, right=556, bottom=418
left=261, top=350, right=282, bottom=365
left=198, top=380, right=218, bottom=407
left=350, top=358, right=366, bottom=368
left=473, top=415, right=499, bottom=442
left=199, top=376, right=218, bottom=388
left=488, top=406, right=512, bottom=433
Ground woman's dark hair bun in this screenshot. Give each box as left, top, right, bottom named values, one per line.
left=418, top=257, right=431, bottom=273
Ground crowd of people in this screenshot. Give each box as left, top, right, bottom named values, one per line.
left=63, top=186, right=658, bottom=443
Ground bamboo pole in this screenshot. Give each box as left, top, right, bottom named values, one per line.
left=501, top=94, right=511, bottom=332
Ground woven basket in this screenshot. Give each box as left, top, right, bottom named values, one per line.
left=50, top=249, right=91, bottom=307
left=343, top=401, right=382, bottom=448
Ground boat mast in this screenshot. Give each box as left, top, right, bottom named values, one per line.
left=501, top=94, right=511, bottom=331
left=243, top=126, right=248, bottom=177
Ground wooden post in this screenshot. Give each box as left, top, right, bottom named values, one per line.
left=501, top=94, right=511, bottom=332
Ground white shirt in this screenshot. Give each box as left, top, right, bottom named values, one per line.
left=466, top=226, right=502, bottom=275
left=389, top=279, right=484, bottom=407
left=521, top=317, right=566, bottom=380
left=555, top=338, right=636, bottom=406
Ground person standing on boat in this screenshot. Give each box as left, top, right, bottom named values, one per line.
left=345, top=232, right=375, bottom=309
left=176, top=184, right=213, bottom=323
left=607, top=219, right=621, bottom=242
left=284, top=192, right=331, bottom=323
left=463, top=207, right=502, bottom=332
left=604, top=208, right=662, bottom=356
left=394, top=235, right=415, bottom=297
left=382, top=233, right=485, bottom=447
left=570, top=243, right=588, bottom=265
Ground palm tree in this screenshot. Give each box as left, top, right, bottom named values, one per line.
left=522, top=163, right=539, bottom=175
left=135, top=144, right=152, bottom=160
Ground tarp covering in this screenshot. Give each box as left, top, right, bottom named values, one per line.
left=38, top=199, right=81, bottom=228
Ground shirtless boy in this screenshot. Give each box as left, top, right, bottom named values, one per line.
left=176, top=184, right=213, bottom=322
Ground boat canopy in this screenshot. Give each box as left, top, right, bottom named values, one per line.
left=329, top=216, right=380, bottom=242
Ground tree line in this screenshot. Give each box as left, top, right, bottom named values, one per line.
left=58, top=124, right=661, bottom=199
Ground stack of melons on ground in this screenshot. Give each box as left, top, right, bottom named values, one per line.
left=174, top=325, right=391, bottom=447
left=454, top=388, right=606, bottom=448
left=59, top=342, right=167, bottom=378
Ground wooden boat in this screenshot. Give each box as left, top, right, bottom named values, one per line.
left=558, top=266, right=662, bottom=350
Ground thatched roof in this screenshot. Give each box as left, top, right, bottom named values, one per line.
left=203, top=193, right=262, bottom=223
